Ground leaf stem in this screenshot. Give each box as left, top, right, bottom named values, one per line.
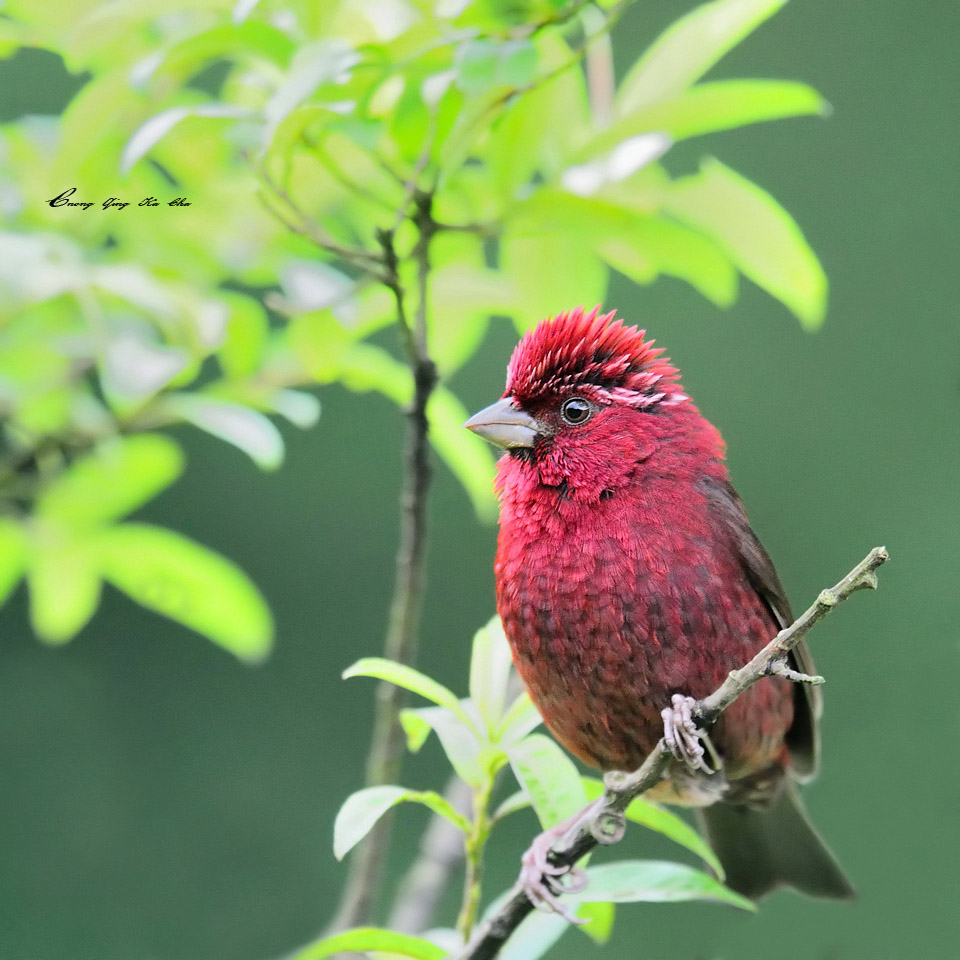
left=457, top=776, right=493, bottom=943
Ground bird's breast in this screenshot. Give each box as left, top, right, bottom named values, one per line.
left=495, top=481, right=790, bottom=774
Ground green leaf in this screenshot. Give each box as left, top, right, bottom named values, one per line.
left=36, top=435, right=183, bottom=530
left=500, top=229, right=607, bottom=330
left=468, top=615, right=514, bottom=731
left=164, top=394, right=285, bottom=470
left=592, top=214, right=738, bottom=307
left=0, top=518, right=27, bottom=607
left=577, top=900, right=615, bottom=944
left=595, top=80, right=825, bottom=150
left=581, top=778, right=724, bottom=878
left=269, top=389, right=321, bottom=428
left=122, top=104, right=252, bottom=173
left=427, top=387, right=498, bottom=522
left=403, top=704, right=499, bottom=787
left=455, top=38, right=538, bottom=94
left=494, top=691, right=543, bottom=745
left=262, top=41, right=359, bottom=140
left=571, top=860, right=755, bottom=910
left=27, top=529, right=101, bottom=645
left=97, top=523, right=273, bottom=661
left=400, top=709, right=435, bottom=752
left=286, top=928, right=449, bottom=960
left=218, top=294, right=269, bottom=380
left=616, top=0, right=787, bottom=113
left=508, top=733, right=587, bottom=829
left=334, top=785, right=470, bottom=860
left=663, top=158, right=827, bottom=327
left=343, top=657, right=467, bottom=720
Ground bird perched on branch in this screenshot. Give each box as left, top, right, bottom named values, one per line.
left=465, top=306, right=852, bottom=906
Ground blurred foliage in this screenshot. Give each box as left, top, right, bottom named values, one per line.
left=0, top=0, right=827, bottom=658
left=318, top=619, right=751, bottom=958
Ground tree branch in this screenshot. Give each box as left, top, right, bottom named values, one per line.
left=455, top=546, right=889, bottom=960
left=327, top=198, right=440, bottom=935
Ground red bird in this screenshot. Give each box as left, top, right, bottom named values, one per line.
left=466, top=307, right=852, bottom=904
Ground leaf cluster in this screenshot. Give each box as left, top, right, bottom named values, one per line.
left=304, top=618, right=752, bottom=959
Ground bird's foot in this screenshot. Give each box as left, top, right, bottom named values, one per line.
left=662, top=694, right=719, bottom=775
left=519, top=801, right=598, bottom=924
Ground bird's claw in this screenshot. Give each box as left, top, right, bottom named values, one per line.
left=662, top=694, right=718, bottom=774
left=519, top=804, right=598, bottom=924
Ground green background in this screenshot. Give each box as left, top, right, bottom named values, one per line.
left=1, top=2, right=957, bottom=958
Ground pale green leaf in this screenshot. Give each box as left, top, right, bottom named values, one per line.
left=617, top=0, right=787, bottom=113
left=122, top=104, right=252, bottom=173
left=500, top=229, right=607, bottom=329
left=0, top=518, right=27, bottom=607
left=334, top=785, right=470, bottom=860
left=218, top=294, right=269, bottom=379
left=577, top=900, right=615, bottom=944
left=663, top=158, right=827, bottom=327
left=571, top=860, right=755, bottom=910
left=581, top=777, right=724, bottom=877
left=286, top=928, right=449, bottom=960
left=495, top=691, right=543, bottom=745
left=400, top=709, right=434, bottom=752
left=593, top=80, right=826, bottom=151
left=509, top=733, right=587, bottom=830
left=403, top=704, right=497, bottom=787
left=98, top=523, right=273, bottom=661
left=343, top=657, right=466, bottom=718
left=165, top=394, right=285, bottom=470
left=593, top=214, right=738, bottom=307
left=468, top=615, right=514, bottom=731
left=27, top=530, right=101, bottom=645
left=269, top=389, right=321, bottom=428
left=36, top=435, right=183, bottom=529
left=490, top=788, right=531, bottom=822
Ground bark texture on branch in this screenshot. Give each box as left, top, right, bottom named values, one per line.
left=456, top=546, right=889, bottom=960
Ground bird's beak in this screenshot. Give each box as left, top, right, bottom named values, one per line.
left=464, top=397, right=542, bottom=450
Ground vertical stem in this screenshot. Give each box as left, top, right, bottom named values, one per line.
left=456, top=777, right=492, bottom=943
left=328, top=198, right=439, bottom=935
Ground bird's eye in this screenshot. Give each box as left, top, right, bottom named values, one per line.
left=560, top=397, right=592, bottom=425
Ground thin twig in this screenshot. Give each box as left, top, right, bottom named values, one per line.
left=455, top=546, right=889, bottom=960
left=327, top=198, right=440, bottom=936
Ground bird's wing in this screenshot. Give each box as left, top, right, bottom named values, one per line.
left=699, top=475, right=821, bottom=780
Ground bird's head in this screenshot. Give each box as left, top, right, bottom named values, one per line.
left=466, top=306, right=719, bottom=500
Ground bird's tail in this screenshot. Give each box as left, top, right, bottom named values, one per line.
left=696, top=780, right=855, bottom=901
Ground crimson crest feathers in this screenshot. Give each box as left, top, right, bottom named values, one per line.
left=504, top=306, right=686, bottom=409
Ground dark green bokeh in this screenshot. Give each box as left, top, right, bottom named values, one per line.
left=1, top=2, right=957, bottom=958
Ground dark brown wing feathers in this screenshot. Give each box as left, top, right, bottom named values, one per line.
left=699, top=476, right=821, bottom=780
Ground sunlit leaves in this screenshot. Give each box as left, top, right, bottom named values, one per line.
left=27, top=528, right=101, bottom=644
left=98, top=523, right=273, bottom=661
left=286, top=928, right=449, bottom=960
left=508, top=733, right=587, bottom=829
left=617, top=0, right=787, bottom=113
left=334, top=785, right=470, bottom=860
left=572, top=860, right=755, bottom=910
left=455, top=38, right=538, bottom=94
left=163, top=394, right=285, bottom=470
left=122, top=103, right=252, bottom=173
left=663, top=158, right=828, bottom=327
left=468, top=616, right=514, bottom=731
left=343, top=657, right=469, bottom=720
left=36, top=434, right=184, bottom=529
